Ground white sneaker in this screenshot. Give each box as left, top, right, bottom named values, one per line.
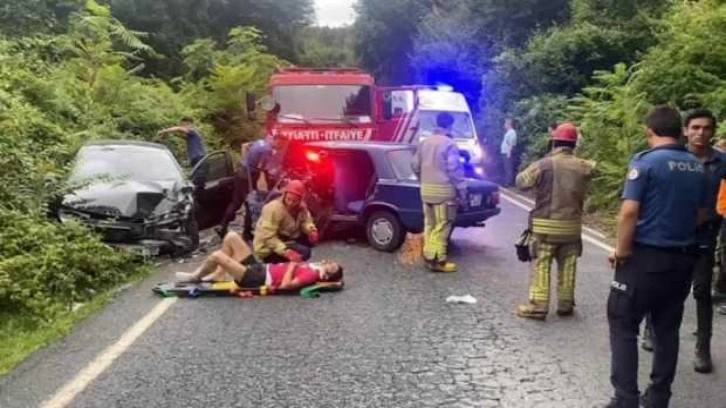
left=175, top=272, right=199, bottom=283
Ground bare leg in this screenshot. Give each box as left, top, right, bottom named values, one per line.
left=204, top=231, right=252, bottom=281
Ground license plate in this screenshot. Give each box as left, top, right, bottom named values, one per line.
left=469, top=194, right=482, bottom=207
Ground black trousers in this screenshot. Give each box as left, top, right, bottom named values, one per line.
left=260, top=235, right=312, bottom=263
left=608, top=244, right=696, bottom=408
left=220, top=170, right=261, bottom=232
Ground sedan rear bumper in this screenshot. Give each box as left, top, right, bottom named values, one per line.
left=455, top=207, right=501, bottom=227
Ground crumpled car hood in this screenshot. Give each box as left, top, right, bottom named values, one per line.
left=62, top=179, right=186, bottom=219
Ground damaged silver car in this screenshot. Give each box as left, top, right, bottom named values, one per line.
left=56, top=141, right=236, bottom=257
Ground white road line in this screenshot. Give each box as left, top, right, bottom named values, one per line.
left=41, top=297, right=177, bottom=408
left=500, top=189, right=608, bottom=239
left=499, top=189, right=615, bottom=253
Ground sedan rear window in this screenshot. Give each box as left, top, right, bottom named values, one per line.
left=70, top=146, right=183, bottom=182
left=387, top=149, right=417, bottom=181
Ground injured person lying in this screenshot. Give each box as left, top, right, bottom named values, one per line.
left=175, top=231, right=343, bottom=291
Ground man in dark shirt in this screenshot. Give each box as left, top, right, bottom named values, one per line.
left=603, top=107, right=708, bottom=408
left=156, top=117, right=207, bottom=167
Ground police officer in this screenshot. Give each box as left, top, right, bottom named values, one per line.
left=411, top=112, right=467, bottom=273
left=515, top=123, right=596, bottom=319
left=640, top=109, right=726, bottom=373
left=604, top=107, right=708, bottom=408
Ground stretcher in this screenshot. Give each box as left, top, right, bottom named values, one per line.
left=152, top=280, right=344, bottom=298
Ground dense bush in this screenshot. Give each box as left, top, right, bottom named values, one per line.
left=0, top=0, right=282, bottom=326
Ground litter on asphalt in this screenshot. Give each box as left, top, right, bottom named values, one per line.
left=445, top=295, right=477, bottom=304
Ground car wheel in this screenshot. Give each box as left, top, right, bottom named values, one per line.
left=366, top=211, right=405, bottom=252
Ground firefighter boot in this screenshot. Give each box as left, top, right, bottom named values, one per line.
left=694, top=334, right=713, bottom=374
left=425, top=259, right=457, bottom=273
left=556, top=300, right=574, bottom=316
left=516, top=302, right=548, bottom=320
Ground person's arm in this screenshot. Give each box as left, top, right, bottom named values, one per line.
left=278, top=262, right=300, bottom=290
left=615, top=200, right=640, bottom=258
left=716, top=180, right=726, bottom=217
left=301, top=207, right=317, bottom=234
left=155, top=126, right=187, bottom=140
left=610, top=161, right=648, bottom=266
left=444, top=142, right=467, bottom=200
left=515, top=161, right=540, bottom=190
left=697, top=171, right=710, bottom=226
left=255, top=204, right=288, bottom=257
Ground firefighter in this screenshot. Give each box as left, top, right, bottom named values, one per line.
left=411, top=112, right=467, bottom=273
left=252, top=179, right=319, bottom=263
left=515, top=122, right=596, bottom=319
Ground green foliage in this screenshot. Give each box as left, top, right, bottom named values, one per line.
left=569, top=63, right=651, bottom=212
left=295, top=26, right=357, bottom=68
left=354, top=0, right=434, bottom=84
left=179, top=26, right=288, bottom=145
left=631, top=0, right=726, bottom=109
left=0, top=0, right=189, bottom=328
left=0, top=212, right=134, bottom=322
left=107, top=0, right=314, bottom=78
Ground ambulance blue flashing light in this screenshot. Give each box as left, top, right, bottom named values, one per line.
left=436, top=84, right=453, bottom=92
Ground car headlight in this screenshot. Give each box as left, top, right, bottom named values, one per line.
left=471, top=144, right=483, bottom=159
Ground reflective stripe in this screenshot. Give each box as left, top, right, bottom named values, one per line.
left=532, top=218, right=581, bottom=236
left=421, top=183, right=456, bottom=198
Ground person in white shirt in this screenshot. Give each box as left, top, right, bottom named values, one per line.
left=500, top=118, right=518, bottom=187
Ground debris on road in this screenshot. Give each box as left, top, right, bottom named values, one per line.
left=398, top=233, right=424, bottom=265
left=445, top=294, right=477, bottom=304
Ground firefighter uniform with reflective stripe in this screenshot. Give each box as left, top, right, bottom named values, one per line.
left=253, top=197, right=316, bottom=261
left=411, top=127, right=467, bottom=272
left=516, top=123, right=596, bottom=318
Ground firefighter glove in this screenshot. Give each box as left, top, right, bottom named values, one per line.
left=307, top=229, right=320, bottom=245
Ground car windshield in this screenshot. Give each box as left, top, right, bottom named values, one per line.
left=387, top=149, right=418, bottom=181
left=273, top=85, right=372, bottom=123
left=70, top=145, right=183, bottom=182
left=417, top=111, right=475, bottom=139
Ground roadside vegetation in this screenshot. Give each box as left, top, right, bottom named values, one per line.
left=356, top=0, right=726, bottom=225
left=3, top=0, right=726, bottom=374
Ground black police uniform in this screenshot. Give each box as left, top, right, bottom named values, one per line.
left=607, top=144, right=707, bottom=408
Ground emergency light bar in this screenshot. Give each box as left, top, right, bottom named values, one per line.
left=276, top=67, right=365, bottom=75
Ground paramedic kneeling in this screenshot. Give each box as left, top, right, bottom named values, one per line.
left=604, top=106, right=708, bottom=408
left=175, top=231, right=342, bottom=291
left=253, top=180, right=319, bottom=263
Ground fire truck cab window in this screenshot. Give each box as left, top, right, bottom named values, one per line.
left=274, top=85, right=372, bottom=123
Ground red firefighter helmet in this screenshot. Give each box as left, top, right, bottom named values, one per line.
left=551, top=122, right=579, bottom=142
left=284, top=180, right=306, bottom=197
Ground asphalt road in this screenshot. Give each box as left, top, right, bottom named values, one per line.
left=1, top=191, right=725, bottom=408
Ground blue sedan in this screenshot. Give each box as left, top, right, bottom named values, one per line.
left=300, top=141, right=501, bottom=252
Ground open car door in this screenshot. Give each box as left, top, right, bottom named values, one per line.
left=191, top=151, right=236, bottom=230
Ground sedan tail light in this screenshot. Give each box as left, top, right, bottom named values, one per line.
left=491, top=191, right=500, bottom=206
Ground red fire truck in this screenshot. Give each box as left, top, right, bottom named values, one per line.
left=256, top=67, right=485, bottom=172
